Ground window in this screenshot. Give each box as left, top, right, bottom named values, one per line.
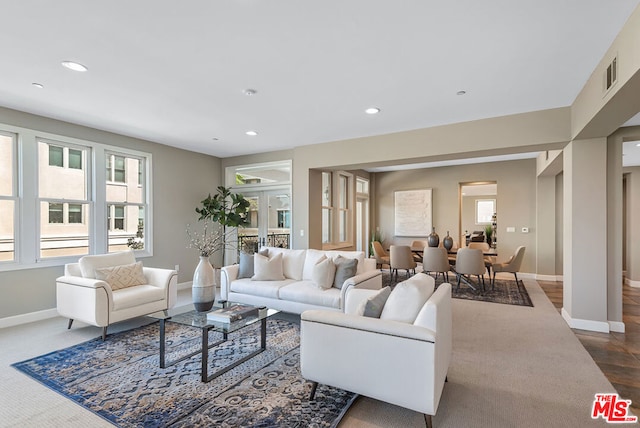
left=0, top=125, right=152, bottom=269
left=277, top=210, right=290, bottom=228
left=0, top=132, right=16, bottom=262
left=48, top=203, right=64, bottom=223
left=476, top=199, right=496, bottom=224
left=107, top=154, right=126, bottom=183
left=68, top=148, right=82, bottom=170
left=48, top=145, right=63, bottom=167
left=321, top=171, right=353, bottom=247
left=38, top=139, right=90, bottom=258
left=107, top=152, right=148, bottom=252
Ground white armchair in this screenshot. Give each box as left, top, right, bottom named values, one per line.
left=56, top=250, right=178, bottom=340
left=300, top=275, right=452, bottom=427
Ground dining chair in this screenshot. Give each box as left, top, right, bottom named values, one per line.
left=491, top=246, right=526, bottom=289
left=454, top=247, right=486, bottom=291
left=467, top=242, right=495, bottom=276
left=422, top=247, right=451, bottom=282
left=389, top=245, right=417, bottom=282
left=372, top=241, right=390, bottom=270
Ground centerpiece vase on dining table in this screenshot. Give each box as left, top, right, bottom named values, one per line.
left=427, top=227, right=440, bottom=247
left=443, top=231, right=453, bottom=251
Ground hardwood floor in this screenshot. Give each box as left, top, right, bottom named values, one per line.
left=538, top=280, right=640, bottom=416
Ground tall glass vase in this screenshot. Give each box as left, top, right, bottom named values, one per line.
left=192, top=256, right=215, bottom=312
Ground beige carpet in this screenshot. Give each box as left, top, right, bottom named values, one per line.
left=0, top=280, right=622, bottom=427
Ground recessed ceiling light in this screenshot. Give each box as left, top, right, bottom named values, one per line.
left=456, top=90, right=467, bottom=96
left=246, top=131, right=258, bottom=136
left=244, top=89, right=257, bottom=96
left=212, top=137, right=219, bottom=141
left=32, top=83, right=44, bottom=89
left=61, top=61, right=88, bottom=72
left=365, top=107, right=380, bottom=115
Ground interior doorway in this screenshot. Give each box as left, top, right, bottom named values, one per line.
left=241, top=190, right=291, bottom=253
left=458, top=182, right=497, bottom=248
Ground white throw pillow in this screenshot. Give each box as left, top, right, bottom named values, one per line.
left=311, top=256, right=336, bottom=289
left=79, top=250, right=137, bottom=279
left=380, top=274, right=435, bottom=323
left=95, top=261, right=147, bottom=290
left=252, top=252, right=285, bottom=281
left=267, top=248, right=306, bottom=280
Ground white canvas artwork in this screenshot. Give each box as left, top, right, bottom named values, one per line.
left=394, top=189, right=432, bottom=237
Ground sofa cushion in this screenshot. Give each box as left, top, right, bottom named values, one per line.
left=302, top=249, right=327, bottom=280
left=238, top=248, right=269, bottom=279
left=95, top=261, right=147, bottom=290
left=380, top=274, right=435, bottom=323
left=230, top=278, right=296, bottom=299
left=111, top=284, right=166, bottom=311
left=252, top=253, right=285, bottom=281
left=326, top=251, right=366, bottom=275
left=279, top=281, right=341, bottom=308
left=79, top=250, right=137, bottom=279
left=263, top=247, right=306, bottom=280
left=312, top=256, right=336, bottom=289
left=333, top=255, right=358, bottom=289
left=359, top=286, right=392, bottom=318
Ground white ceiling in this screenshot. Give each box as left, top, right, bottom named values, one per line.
left=0, top=1, right=639, bottom=160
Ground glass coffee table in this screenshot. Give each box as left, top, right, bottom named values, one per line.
left=148, top=301, right=279, bottom=382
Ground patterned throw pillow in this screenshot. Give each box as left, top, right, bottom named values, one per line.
left=95, top=261, right=147, bottom=290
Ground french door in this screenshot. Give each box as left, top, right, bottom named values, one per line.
left=240, top=189, right=291, bottom=253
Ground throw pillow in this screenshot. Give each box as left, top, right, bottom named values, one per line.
left=311, top=256, right=336, bottom=289
left=238, top=248, right=268, bottom=279
left=333, top=255, right=358, bottom=289
left=94, top=261, right=147, bottom=290
left=358, top=286, right=392, bottom=318
left=380, top=274, right=435, bottom=323
left=251, top=252, right=285, bottom=281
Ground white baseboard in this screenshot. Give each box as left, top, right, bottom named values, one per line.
left=0, top=308, right=59, bottom=329
left=535, top=274, right=563, bottom=282
left=561, top=308, right=610, bottom=333
left=0, top=281, right=196, bottom=329
left=624, top=277, right=640, bottom=288
left=609, top=321, right=625, bottom=333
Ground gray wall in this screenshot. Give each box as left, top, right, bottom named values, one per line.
left=372, top=159, right=537, bottom=273
left=0, top=107, right=221, bottom=319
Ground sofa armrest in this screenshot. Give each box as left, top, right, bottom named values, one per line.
left=302, top=310, right=436, bottom=343
left=143, top=267, right=178, bottom=308
left=220, top=264, right=240, bottom=300
left=56, top=275, right=111, bottom=291
left=340, top=270, right=382, bottom=310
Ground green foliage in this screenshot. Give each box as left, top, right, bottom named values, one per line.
left=485, top=224, right=493, bottom=238
left=369, top=229, right=384, bottom=255
left=195, top=186, right=250, bottom=228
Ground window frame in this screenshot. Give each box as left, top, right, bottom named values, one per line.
left=0, top=123, right=153, bottom=271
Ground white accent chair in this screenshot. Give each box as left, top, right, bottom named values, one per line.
left=300, top=275, right=452, bottom=428
left=56, top=250, right=178, bottom=340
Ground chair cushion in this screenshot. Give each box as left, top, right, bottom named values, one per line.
left=278, top=281, right=342, bottom=308
left=79, top=250, right=137, bottom=278
left=111, top=284, right=166, bottom=311
left=95, top=261, right=147, bottom=290
left=358, top=286, right=392, bottom=318
left=380, top=274, right=435, bottom=323
left=312, top=256, right=336, bottom=289
left=333, top=255, right=358, bottom=289
left=252, top=253, right=285, bottom=281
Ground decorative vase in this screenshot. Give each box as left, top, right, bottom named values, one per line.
left=443, top=231, right=453, bottom=251
left=427, top=227, right=440, bottom=247
left=192, top=256, right=215, bottom=312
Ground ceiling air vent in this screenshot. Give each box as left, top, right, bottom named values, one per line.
left=605, top=56, right=617, bottom=91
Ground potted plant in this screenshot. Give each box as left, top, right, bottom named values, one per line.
left=187, top=186, right=250, bottom=311
left=485, top=224, right=493, bottom=246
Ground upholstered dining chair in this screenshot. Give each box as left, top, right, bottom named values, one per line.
left=491, top=246, right=526, bottom=288
left=422, top=247, right=451, bottom=282
left=454, top=247, right=486, bottom=291
left=410, top=240, right=429, bottom=263
left=390, top=245, right=417, bottom=281
left=467, top=242, right=495, bottom=275
left=372, top=241, right=390, bottom=270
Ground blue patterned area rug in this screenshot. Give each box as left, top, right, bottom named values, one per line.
left=12, top=319, right=356, bottom=427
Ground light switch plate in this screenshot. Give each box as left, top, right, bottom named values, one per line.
left=506, top=227, right=515, bottom=233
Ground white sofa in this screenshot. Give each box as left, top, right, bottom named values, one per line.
left=56, top=250, right=178, bottom=340
left=300, top=274, right=452, bottom=427
left=220, top=247, right=382, bottom=314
